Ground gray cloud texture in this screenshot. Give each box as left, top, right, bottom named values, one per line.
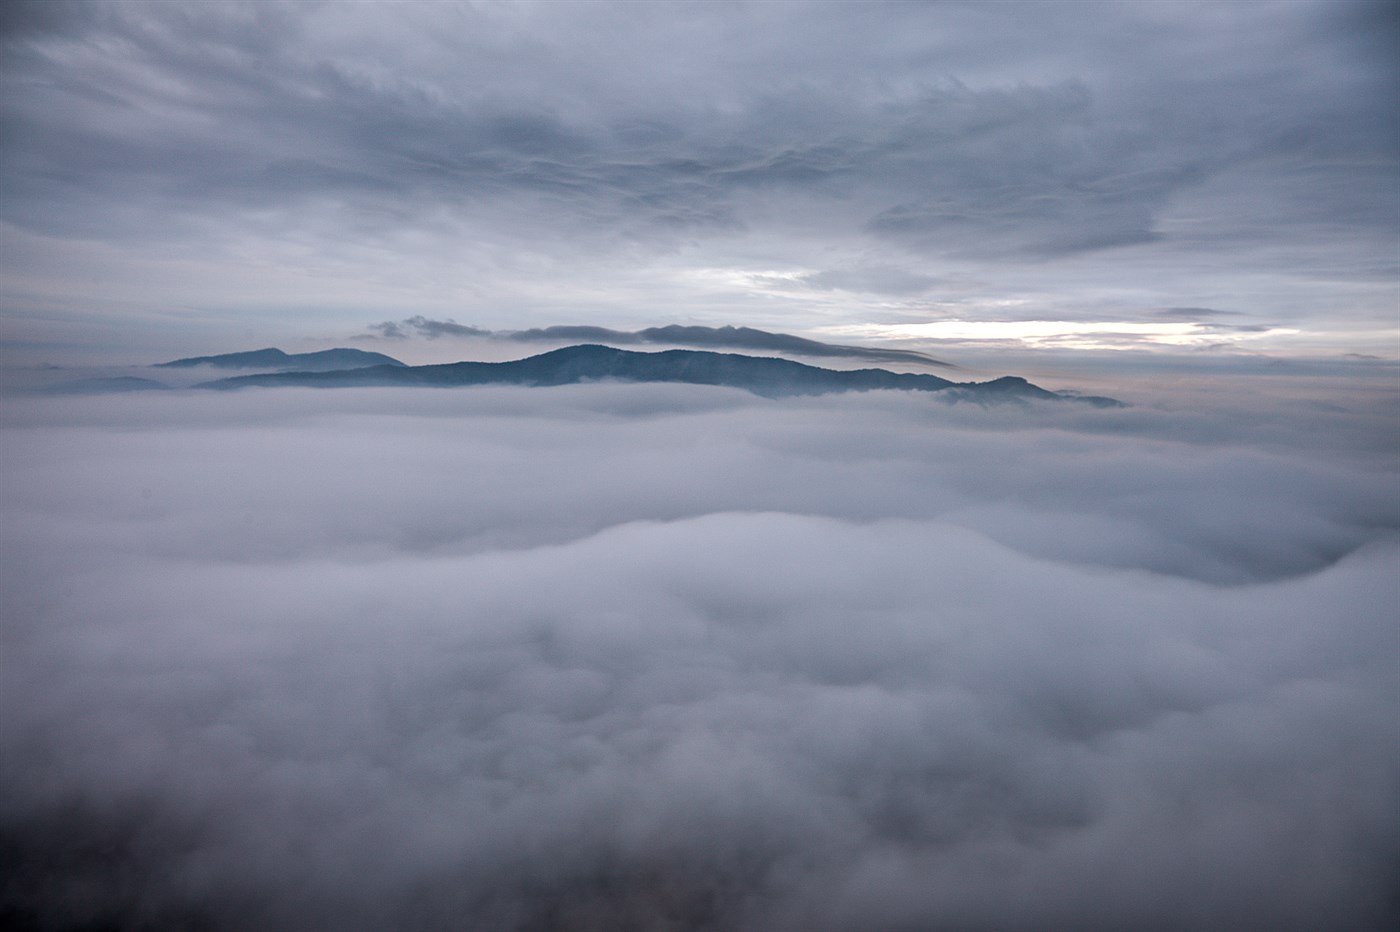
left=370, top=317, right=491, bottom=341
left=0, top=0, right=1395, bottom=356
left=2, top=379, right=1397, bottom=930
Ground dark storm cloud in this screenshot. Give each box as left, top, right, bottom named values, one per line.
left=2, top=379, right=1397, bottom=930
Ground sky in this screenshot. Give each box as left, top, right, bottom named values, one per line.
left=3, top=381, right=1397, bottom=930
left=1, top=0, right=1397, bottom=368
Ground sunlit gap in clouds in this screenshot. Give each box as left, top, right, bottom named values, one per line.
left=823, top=321, right=1303, bottom=352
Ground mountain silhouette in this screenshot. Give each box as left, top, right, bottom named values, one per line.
left=197, top=344, right=1120, bottom=404
left=156, top=347, right=405, bottom=371
left=504, top=324, right=954, bottom=367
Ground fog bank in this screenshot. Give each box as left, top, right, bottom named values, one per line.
left=2, top=382, right=1397, bottom=930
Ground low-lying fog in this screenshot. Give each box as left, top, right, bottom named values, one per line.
left=2, top=379, right=1396, bottom=931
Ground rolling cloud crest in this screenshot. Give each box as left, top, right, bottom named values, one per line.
left=2, top=381, right=1396, bottom=930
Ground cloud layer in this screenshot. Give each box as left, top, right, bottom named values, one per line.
left=2, top=381, right=1397, bottom=930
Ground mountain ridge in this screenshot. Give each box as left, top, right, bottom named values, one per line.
left=196, top=344, right=1121, bottom=405
left=156, top=347, right=405, bottom=371
left=503, top=324, right=954, bottom=367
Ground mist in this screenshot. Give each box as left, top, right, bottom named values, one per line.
left=2, top=379, right=1397, bottom=931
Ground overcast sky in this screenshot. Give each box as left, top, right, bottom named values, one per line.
left=1, top=0, right=1396, bottom=365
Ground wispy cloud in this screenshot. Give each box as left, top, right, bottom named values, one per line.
left=369, top=316, right=490, bottom=340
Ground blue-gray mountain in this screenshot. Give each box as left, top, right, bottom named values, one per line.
left=369, top=320, right=953, bottom=367
left=156, top=347, right=405, bottom=370
left=198, top=344, right=1121, bottom=404
left=508, top=324, right=954, bottom=367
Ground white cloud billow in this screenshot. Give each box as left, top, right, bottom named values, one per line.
left=1, top=382, right=1396, bottom=930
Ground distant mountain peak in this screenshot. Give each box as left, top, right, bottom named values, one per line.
left=155, top=347, right=405, bottom=371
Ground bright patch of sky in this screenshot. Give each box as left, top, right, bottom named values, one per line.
left=822, top=321, right=1303, bottom=352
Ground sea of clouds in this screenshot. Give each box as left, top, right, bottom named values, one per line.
left=2, top=379, right=1397, bottom=931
